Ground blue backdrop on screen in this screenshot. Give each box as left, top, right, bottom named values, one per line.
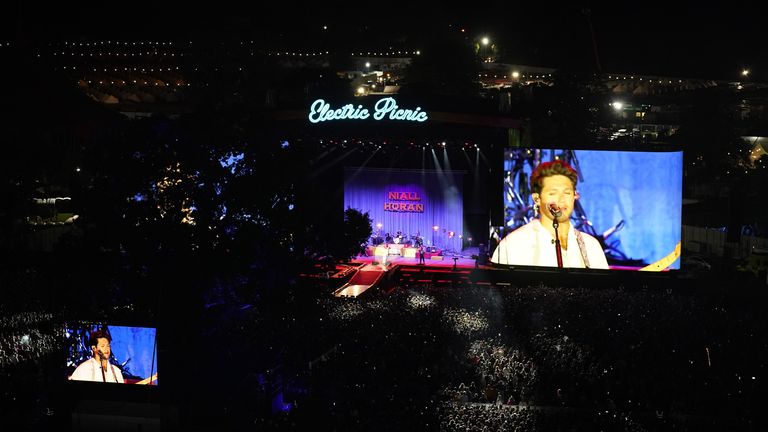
left=108, top=326, right=157, bottom=380
left=344, top=167, right=464, bottom=250
left=503, top=149, right=682, bottom=269
left=575, top=150, right=682, bottom=269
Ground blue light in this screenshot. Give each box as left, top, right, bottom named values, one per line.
left=281, top=140, right=290, bottom=149
left=133, top=193, right=146, bottom=202
left=219, top=152, right=245, bottom=174
left=272, top=392, right=292, bottom=414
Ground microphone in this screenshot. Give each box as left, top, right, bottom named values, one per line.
left=548, top=203, right=562, bottom=218
left=96, top=348, right=109, bottom=362
left=548, top=203, right=564, bottom=268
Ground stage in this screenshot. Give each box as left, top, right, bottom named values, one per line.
left=346, top=247, right=694, bottom=292
left=353, top=249, right=479, bottom=270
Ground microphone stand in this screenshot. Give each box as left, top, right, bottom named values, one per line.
left=552, top=218, right=564, bottom=268
left=98, top=350, right=107, bottom=382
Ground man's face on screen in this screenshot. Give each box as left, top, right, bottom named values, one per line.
left=538, top=174, right=577, bottom=222
left=94, top=337, right=111, bottom=359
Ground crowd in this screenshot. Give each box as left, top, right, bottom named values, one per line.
left=0, top=312, right=61, bottom=368
left=1, top=278, right=766, bottom=430
left=306, top=282, right=766, bottom=430
left=437, top=403, right=649, bottom=432
left=442, top=338, right=538, bottom=405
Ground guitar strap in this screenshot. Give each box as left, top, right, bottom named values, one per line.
left=575, top=230, right=591, bottom=268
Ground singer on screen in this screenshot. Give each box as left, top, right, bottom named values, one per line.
left=491, top=160, right=608, bottom=269
left=69, top=329, right=125, bottom=383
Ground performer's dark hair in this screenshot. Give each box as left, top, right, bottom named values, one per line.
left=88, top=329, right=112, bottom=347
left=530, top=160, right=578, bottom=194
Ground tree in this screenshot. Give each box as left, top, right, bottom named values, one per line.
left=338, top=208, right=373, bottom=261
left=301, top=207, right=372, bottom=266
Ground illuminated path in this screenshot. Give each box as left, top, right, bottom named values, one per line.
left=333, top=264, right=386, bottom=298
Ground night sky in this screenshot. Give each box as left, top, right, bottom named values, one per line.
left=5, top=3, right=764, bottom=80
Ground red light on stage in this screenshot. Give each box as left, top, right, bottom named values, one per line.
left=448, top=231, right=455, bottom=238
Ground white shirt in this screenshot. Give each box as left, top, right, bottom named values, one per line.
left=491, top=219, right=609, bottom=269
left=70, top=357, right=125, bottom=383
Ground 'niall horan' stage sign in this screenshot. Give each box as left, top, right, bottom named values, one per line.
left=308, top=97, right=429, bottom=123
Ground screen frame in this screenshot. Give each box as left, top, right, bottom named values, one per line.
left=493, top=144, right=684, bottom=272
left=64, top=320, right=158, bottom=387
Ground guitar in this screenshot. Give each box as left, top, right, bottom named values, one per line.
left=135, top=373, right=158, bottom=385
left=639, top=242, right=681, bottom=272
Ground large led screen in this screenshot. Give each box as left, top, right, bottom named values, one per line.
left=65, top=323, right=158, bottom=385
left=493, top=148, right=682, bottom=271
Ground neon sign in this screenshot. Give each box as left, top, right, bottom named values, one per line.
left=384, top=202, right=424, bottom=212
left=308, top=97, right=429, bottom=123
left=384, top=191, right=424, bottom=213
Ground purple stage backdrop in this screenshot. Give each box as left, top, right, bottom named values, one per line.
left=344, top=167, right=464, bottom=250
